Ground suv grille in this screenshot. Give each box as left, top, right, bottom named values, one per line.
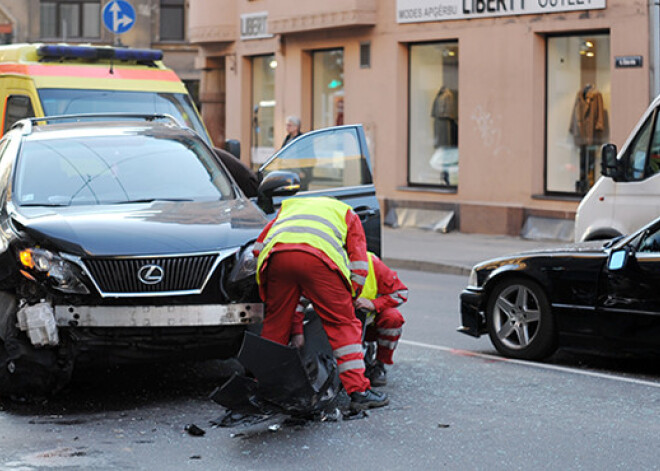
left=83, top=254, right=219, bottom=295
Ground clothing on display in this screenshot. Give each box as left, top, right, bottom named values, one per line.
left=569, top=84, right=608, bottom=193
left=569, top=84, right=606, bottom=146
left=430, top=86, right=458, bottom=148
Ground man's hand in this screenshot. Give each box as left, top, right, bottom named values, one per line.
left=290, top=333, right=305, bottom=349
left=354, top=297, right=375, bottom=312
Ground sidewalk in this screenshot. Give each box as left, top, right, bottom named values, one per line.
left=381, top=227, right=569, bottom=276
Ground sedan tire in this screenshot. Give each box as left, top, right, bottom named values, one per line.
left=486, top=277, right=557, bottom=360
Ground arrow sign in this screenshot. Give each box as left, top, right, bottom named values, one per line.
left=102, top=0, right=136, bottom=34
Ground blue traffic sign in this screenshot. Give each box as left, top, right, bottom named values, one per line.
left=102, top=0, right=136, bottom=34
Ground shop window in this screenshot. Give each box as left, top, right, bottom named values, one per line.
left=40, top=1, right=100, bottom=39
left=546, top=34, right=610, bottom=195
left=160, top=0, right=184, bottom=41
left=408, top=42, right=459, bottom=187
left=313, top=49, right=344, bottom=129
left=250, top=54, right=276, bottom=169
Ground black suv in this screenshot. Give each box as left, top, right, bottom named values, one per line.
left=0, top=115, right=380, bottom=397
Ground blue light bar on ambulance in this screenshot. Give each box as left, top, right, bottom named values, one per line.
left=37, top=45, right=163, bottom=62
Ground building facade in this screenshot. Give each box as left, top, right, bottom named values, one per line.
left=0, top=0, right=200, bottom=106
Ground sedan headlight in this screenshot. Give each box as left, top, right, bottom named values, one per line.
left=467, top=268, right=479, bottom=289
left=19, top=248, right=89, bottom=294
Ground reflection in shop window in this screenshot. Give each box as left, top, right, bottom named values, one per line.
left=250, top=55, right=276, bottom=170
left=408, top=42, right=458, bottom=187
left=546, top=34, right=610, bottom=195
left=313, top=49, right=344, bottom=129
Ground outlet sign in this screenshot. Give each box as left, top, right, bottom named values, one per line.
left=397, top=0, right=606, bottom=23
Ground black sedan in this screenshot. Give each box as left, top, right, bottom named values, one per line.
left=459, top=217, right=660, bottom=360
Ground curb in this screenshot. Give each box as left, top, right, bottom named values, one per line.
left=382, top=258, right=472, bottom=277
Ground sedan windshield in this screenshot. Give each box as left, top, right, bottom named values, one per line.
left=14, top=133, right=234, bottom=206
left=38, top=89, right=209, bottom=144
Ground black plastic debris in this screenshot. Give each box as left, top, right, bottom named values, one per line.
left=210, top=310, right=344, bottom=423
left=342, top=409, right=369, bottom=421
left=184, top=424, right=206, bottom=436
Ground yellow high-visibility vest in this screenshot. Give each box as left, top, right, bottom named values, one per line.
left=256, top=197, right=352, bottom=286
left=361, top=252, right=378, bottom=301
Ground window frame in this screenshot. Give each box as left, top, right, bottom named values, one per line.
left=311, top=48, right=345, bottom=130
left=406, top=40, right=459, bottom=190
left=543, top=30, right=611, bottom=197
left=40, top=0, right=101, bottom=40
left=159, top=0, right=185, bottom=42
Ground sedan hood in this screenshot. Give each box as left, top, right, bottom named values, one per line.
left=11, top=200, right=268, bottom=256
left=473, top=240, right=610, bottom=271
left=517, top=239, right=611, bottom=256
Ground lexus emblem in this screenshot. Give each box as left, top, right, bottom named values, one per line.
left=137, top=264, right=164, bottom=285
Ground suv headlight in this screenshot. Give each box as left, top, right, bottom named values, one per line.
left=19, top=248, right=89, bottom=294
left=229, top=243, right=257, bottom=283
left=222, top=242, right=260, bottom=303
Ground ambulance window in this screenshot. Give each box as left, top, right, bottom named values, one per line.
left=3, top=96, right=35, bottom=134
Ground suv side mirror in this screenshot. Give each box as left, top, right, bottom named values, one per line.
left=601, top=143, right=621, bottom=180
left=224, top=139, right=241, bottom=160
left=256, top=171, right=301, bottom=213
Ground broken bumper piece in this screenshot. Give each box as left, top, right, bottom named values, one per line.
left=210, top=330, right=341, bottom=417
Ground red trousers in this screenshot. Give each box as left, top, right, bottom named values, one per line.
left=260, top=250, right=370, bottom=394
left=365, top=307, right=405, bottom=365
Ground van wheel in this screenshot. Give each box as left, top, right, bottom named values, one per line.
left=584, top=230, right=621, bottom=242
left=486, top=277, right=557, bottom=360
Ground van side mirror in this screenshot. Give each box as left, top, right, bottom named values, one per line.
left=601, top=143, right=621, bottom=180
left=607, top=249, right=628, bottom=271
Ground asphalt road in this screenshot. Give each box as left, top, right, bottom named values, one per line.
left=1, top=270, right=659, bottom=470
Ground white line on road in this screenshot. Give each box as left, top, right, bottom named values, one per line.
left=400, top=339, right=660, bottom=389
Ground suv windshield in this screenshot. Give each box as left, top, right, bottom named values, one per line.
left=38, top=89, right=209, bottom=143
left=14, top=133, right=234, bottom=206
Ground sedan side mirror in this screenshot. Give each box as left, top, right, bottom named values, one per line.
left=607, top=249, right=629, bottom=271
left=601, top=143, right=621, bottom=180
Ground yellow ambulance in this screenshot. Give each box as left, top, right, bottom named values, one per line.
left=0, top=43, right=209, bottom=142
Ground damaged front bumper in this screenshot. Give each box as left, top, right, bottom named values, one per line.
left=54, top=303, right=264, bottom=328
left=16, top=302, right=264, bottom=347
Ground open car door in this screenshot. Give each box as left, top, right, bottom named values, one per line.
left=259, top=125, right=381, bottom=256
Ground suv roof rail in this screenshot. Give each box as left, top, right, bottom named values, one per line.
left=12, top=113, right=182, bottom=135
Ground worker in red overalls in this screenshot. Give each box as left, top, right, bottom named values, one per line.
left=355, top=252, right=408, bottom=387
left=254, top=196, right=388, bottom=412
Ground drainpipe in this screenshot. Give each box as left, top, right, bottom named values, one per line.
left=651, top=0, right=660, bottom=100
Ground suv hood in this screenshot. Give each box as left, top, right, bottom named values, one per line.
left=11, top=200, right=267, bottom=256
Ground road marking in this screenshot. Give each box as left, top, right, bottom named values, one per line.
left=399, top=339, right=660, bottom=389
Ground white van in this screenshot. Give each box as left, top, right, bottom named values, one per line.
left=574, top=94, right=660, bottom=242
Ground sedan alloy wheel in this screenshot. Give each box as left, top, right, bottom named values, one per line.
left=486, top=277, right=557, bottom=360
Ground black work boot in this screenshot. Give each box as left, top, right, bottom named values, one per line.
left=368, top=361, right=387, bottom=387
left=349, top=388, right=389, bottom=411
